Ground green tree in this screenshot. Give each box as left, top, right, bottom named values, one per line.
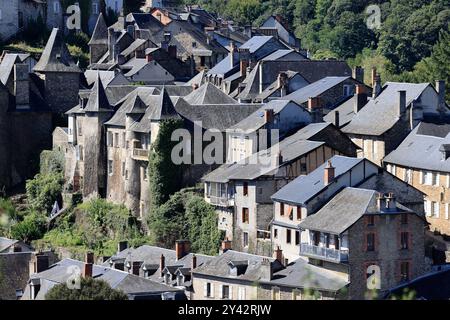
left=224, top=0, right=263, bottom=25
left=148, top=119, right=184, bottom=212
left=45, top=277, right=128, bottom=300
left=10, top=211, right=47, bottom=243
left=26, top=172, right=64, bottom=213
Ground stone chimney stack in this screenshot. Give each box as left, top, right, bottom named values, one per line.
left=334, top=110, right=340, bottom=128
left=371, top=67, right=377, bottom=88
left=14, top=63, right=30, bottom=109
left=385, top=192, right=397, bottom=210
left=308, top=97, right=323, bottom=123
left=398, top=90, right=407, bottom=117
left=352, top=66, right=364, bottom=83
left=192, top=254, right=197, bottom=270
left=354, top=85, right=368, bottom=113
left=261, top=258, right=273, bottom=281
left=436, top=80, right=446, bottom=112
left=324, top=160, right=335, bottom=185
left=264, top=109, right=274, bottom=123
left=238, top=48, right=250, bottom=78
left=376, top=193, right=386, bottom=211
left=29, top=253, right=49, bottom=275
left=175, top=240, right=191, bottom=260
left=83, top=252, right=94, bottom=278
left=230, top=41, right=236, bottom=68
left=278, top=72, right=288, bottom=97
left=373, top=75, right=382, bottom=99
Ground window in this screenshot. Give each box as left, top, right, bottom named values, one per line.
left=422, top=171, right=438, bottom=185
left=296, top=206, right=302, bottom=220
left=286, top=229, right=291, bottom=244
left=405, top=169, right=412, bottom=183
left=400, top=262, right=410, bottom=282
left=243, top=232, right=249, bottom=247
left=367, top=215, right=375, bottom=226
left=107, top=132, right=113, bottom=147
left=108, top=160, right=113, bottom=176
left=114, top=133, right=119, bottom=147
left=446, top=204, right=450, bottom=220
left=79, top=145, right=84, bottom=161
left=280, top=203, right=284, bottom=216
left=192, top=41, right=197, bottom=48
left=300, top=162, right=307, bottom=173
left=401, top=213, right=408, bottom=225
left=432, top=201, right=440, bottom=218
left=292, top=289, right=302, bottom=300
left=334, top=235, right=340, bottom=250
left=54, top=2, right=60, bottom=13
left=343, top=85, right=353, bottom=97
left=238, top=287, right=246, bottom=300
left=366, top=233, right=375, bottom=252
left=274, top=228, right=278, bottom=239
left=204, top=282, right=213, bottom=297
left=243, top=182, right=248, bottom=196
left=121, top=162, right=126, bottom=176
left=287, top=205, right=293, bottom=220
left=325, top=233, right=330, bottom=248
left=272, top=287, right=281, bottom=300
left=295, top=231, right=300, bottom=245
left=242, top=208, right=249, bottom=224
left=400, top=232, right=409, bottom=250
left=78, top=121, right=83, bottom=136
left=313, top=232, right=320, bottom=246
left=143, top=167, right=148, bottom=181
left=222, top=285, right=230, bottom=299
left=433, top=173, right=440, bottom=186
left=93, top=3, right=99, bottom=14
left=122, top=133, right=126, bottom=148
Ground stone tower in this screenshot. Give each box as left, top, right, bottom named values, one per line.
left=88, top=12, right=109, bottom=65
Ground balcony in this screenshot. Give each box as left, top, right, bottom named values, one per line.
left=207, top=195, right=234, bottom=207
left=300, top=243, right=349, bottom=263
left=132, top=148, right=149, bottom=161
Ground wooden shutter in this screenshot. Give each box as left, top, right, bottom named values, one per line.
left=210, top=283, right=215, bottom=298
left=219, top=284, right=223, bottom=299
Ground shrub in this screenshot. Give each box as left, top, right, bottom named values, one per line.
left=10, top=211, right=47, bottom=243
left=26, top=173, right=64, bottom=213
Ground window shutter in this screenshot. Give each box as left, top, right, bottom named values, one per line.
left=210, top=283, right=214, bottom=298
left=203, top=283, right=208, bottom=297
left=436, top=203, right=440, bottom=218
left=425, top=201, right=432, bottom=217
left=436, top=173, right=440, bottom=186
left=242, top=287, right=246, bottom=300
left=229, top=286, right=233, bottom=300
left=219, top=285, right=223, bottom=299
left=420, top=171, right=424, bottom=184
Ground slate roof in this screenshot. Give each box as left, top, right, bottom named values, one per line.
left=342, top=82, right=432, bottom=136
left=298, top=188, right=413, bottom=235
left=203, top=131, right=325, bottom=183
left=206, top=53, right=239, bottom=76
left=25, top=258, right=179, bottom=300
left=229, top=100, right=303, bottom=133
left=239, top=36, right=273, bottom=53
left=283, top=76, right=350, bottom=105
left=0, top=237, right=18, bottom=252
left=261, top=49, right=305, bottom=61
left=323, top=95, right=370, bottom=127
left=383, top=122, right=450, bottom=173
left=84, top=74, right=113, bottom=113
left=88, top=13, right=108, bottom=45
left=148, top=87, right=179, bottom=121
left=183, top=82, right=237, bottom=105
left=255, top=71, right=304, bottom=101
left=130, top=13, right=164, bottom=33
left=84, top=70, right=130, bottom=87
left=33, top=28, right=81, bottom=73
left=186, top=70, right=205, bottom=86
left=271, top=156, right=364, bottom=205
left=0, top=54, right=23, bottom=84
left=174, top=98, right=260, bottom=131
left=121, top=39, right=148, bottom=57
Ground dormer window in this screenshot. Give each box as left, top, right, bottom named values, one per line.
left=227, top=260, right=248, bottom=276
left=440, top=144, right=450, bottom=161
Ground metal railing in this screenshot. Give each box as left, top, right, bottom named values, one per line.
left=207, top=195, right=234, bottom=207
left=300, top=243, right=349, bottom=262
left=132, top=148, right=149, bottom=161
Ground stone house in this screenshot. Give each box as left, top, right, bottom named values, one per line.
left=191, top=245, right=348, bottom=300
left=0, top=0, right=46, bottom=41
left=259, top=15, right=300, bottom=48
left=298, top=187, right=428, bottom=299
left=342, top=80, right=449, bottom=166
left=227, top=99, right=313, bottom=163
left=203, top=122, right=358, bottom=255
left=271, top=155, right=425, bottom=263
left=384, top=122, right=450, bottom=238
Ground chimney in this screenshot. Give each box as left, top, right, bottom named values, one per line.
left=352, top=66, right=364, bottom=83
left=354, top=85, right=368, bottom=113
left=239, top=49, right=250, bottom=78
left=385, top=192, right=397, bottom=210
left=261, top=258, right=273, bottom=281
left=14, top=64, right=30, bottom=108
left=192, top=254, right=197, bottom=270
left=230, top=41, right=236, bottom=68
left=373, top=75, right=382, bottom=98
left=12, top=244, right=22, bottom=252
left=146, top=52, right=153, bottom=62
left=160, top=254, right=165, bottom=277
left=29, top=253, right=49, bottom=275
left=175, top=240, right=190, bottom=260
left=308, top=97, right=323, bottom=123
left=132, top=261, right=143, bottom=276
left=264, top=109, right=274, bottom=123
left=334, top=110, right=340, bottom=128
left=371, top=67, right=377, bottom=88
left=277, top=151, right=283, bottom=166
left=398, top=90, right=406, bottom=117
left=192, top=83, right=199, bottom=92
left=244, top=25, right=252, bottom=39
left=83, top=252, right=94, bottom=278
left=376, top=193, right=386, bottom=211
left=221, top=238, right=232, bottom=253
left=278, top=72, right=288, bottom=97
left=273, top=246, right=283, bottom=265
left=436, top=80, right=446, bottom=112
left=308, top=97, right=321, bottom=111
left=324, top=160, right=335, bottom=185
left=118, top=241, right=128, bottom=253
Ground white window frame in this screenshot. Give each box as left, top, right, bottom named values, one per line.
left=93, top=2, right=99, bottom=14
left=108, top=160, right=113, bottom=176
left=434, top=173, right=440, bottom=186
left=54, top=1, right=60, bottom=14
left=238, top=287, right=246, bottom=300
left=432, top=201, right=440, bottom=218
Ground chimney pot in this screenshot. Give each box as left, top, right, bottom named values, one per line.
left=324, top=160, right=335, bottom=185
left=274, top=246, right=283, bottom=266
left=352, top=66, right=364, bottom=83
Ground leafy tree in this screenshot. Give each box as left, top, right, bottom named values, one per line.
left=293, top=0, right=316, bottom=27
left=10, top=211, right=47, bottom=243
left=224, top=0, right=263, bottom=25
left=26, top=172, right=64, bottom=213
left=45, top=277, right=128, bottom=300
left=148, top=119, right=184, bottom=212
left=40, top=150, right=65, bottom=176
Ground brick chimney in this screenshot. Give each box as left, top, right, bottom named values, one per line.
left=264, top=108, right=274, bottom=123
left=376, top=193, right=386, bottom=211
left=352, top=66, right=364, bottom=83
left=83, top=252, right=94, bottom=278
left=132, top=261, right=143, bottom=276
left=308, top=97, right=321, bottom=111
left=273, top=246, right=283, bottom=265
left=221, top=238, right=232, bottom=253
left=308, top=97, right=322, bottom=123
left=14, top=63, right=30, bottom=109
left=192, top=254, right=197, bottom=270
left=354, top=85, right=368, bottom=113
left=398, top=90, right=407, bottom=117
left=175, top=240, right=191, bottom=260
left=160, top=254, right=165, bottom=277
left=238, top=48, right=250, bottom=77
left=146, top=52, right=153, bottom=62
left=324, top=160, right=335, bottom=185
